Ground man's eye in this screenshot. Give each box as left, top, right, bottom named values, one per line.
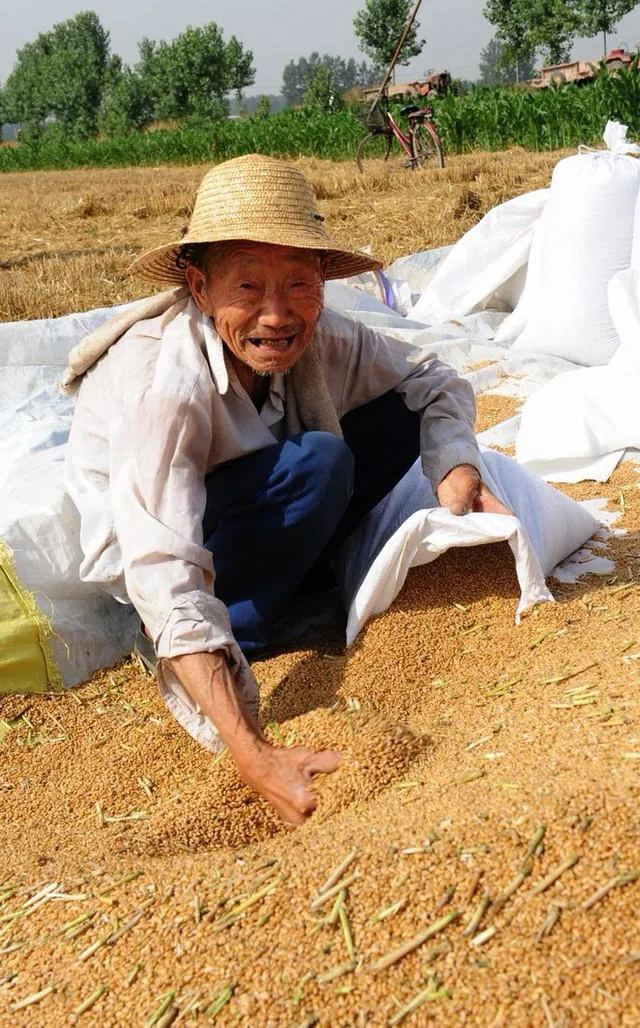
left=239, top=282, right=257, bottom=290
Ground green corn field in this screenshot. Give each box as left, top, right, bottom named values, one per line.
left=3, top=61, right=640, bottom=172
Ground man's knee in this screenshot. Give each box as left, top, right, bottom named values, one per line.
left=289, top=431, right=354, bottom=504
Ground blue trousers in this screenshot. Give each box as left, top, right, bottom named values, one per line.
left=203, top=391, right=419, bottom=653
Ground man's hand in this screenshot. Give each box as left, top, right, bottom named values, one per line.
left=437, top=463, right=512, bottom=516
left=169, top=650, right=341, bottom=828
left=235, top=741, right=341, bottom=827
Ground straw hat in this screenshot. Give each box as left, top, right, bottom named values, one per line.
left=128, top=153, right=382, bottom=283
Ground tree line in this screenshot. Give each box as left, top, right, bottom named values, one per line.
left=484, top=0, right=638, bottom=79
left=0, top=1, right=423, bottom=140
left=1, top=0, right=638, bottom=141
left=0, top=13, right=256, bottom=139
left=282, top=55, right=384, bottom=108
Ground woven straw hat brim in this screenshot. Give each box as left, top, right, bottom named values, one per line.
left=126, top=153, right=382, bottom=284
left=128, top=235, right=381, bottom=284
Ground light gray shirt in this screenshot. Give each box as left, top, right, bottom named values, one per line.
left=65, top=298, right=480, bottom=661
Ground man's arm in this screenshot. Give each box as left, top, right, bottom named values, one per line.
left=332, top=314, right=480, bottom=486
left=320, top=311, right=509, bottom=513
left=103, top=345, right=340, bottom=825
left=168, top=651, right=340, bottom=826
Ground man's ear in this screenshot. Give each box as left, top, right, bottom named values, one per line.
left=185, top=264, right=211, bottom=314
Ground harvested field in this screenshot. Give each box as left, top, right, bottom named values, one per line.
left=2, top=153, right=640, bottom=1026
left=1, top=149, right=564, bottom=320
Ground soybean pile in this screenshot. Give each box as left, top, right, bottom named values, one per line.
left=2, top=454, right=640, bottom=1025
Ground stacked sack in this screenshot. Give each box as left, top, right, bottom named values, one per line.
left=500, top=121, right=640, bottom=366
left=0, top=305, right=140, bottom=692
left=408, top=189, right=549, bottom=325
left=515, top=122, right=640, bottom=481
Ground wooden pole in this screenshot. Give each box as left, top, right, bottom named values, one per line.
left=368, top=0, right=424, bottom=116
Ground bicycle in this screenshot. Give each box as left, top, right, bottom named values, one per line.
left=355, top=93, right=444, bottom=173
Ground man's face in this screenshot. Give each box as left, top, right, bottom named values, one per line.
left=186, top=241, right=324, bottom=376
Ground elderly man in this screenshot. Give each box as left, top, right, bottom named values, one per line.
left=66, top=154, right=506, bottom=827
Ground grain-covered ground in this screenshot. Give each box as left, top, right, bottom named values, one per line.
left=2, top=152, right=640, bottom=1027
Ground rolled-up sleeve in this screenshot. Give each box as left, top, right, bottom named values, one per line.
left=109, top=360, right=234, bottom=660
left=323, top=311, right=481, bottom=491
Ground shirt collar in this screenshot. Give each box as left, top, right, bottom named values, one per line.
left=193, top=302, right=229, bottom=395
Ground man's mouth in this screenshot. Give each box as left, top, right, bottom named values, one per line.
left=246, top=335, right=296, bottom=354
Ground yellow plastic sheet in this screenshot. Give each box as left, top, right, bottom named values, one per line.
left=0, top=541, right=61, bottom=694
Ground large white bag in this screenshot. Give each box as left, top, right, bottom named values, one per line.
left=514, top=167, right=640, bottom=484
left=338, top=449, right=598, bottom=644
left=408, top=189, right=549, bottom=325
left=510, top=122, right=640, bottom=366
left=0, top=305, right=140, bottom=690
left=515, top=265, right=640, bottom=482
left=324, top=279, right=397, bottom=316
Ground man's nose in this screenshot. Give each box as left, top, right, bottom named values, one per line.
left=257, top=287, right=293, bottom=328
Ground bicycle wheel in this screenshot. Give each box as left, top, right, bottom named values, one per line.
left=412, top=122, right=445, bottom=169
left=355, top=131, right=393, bottom=173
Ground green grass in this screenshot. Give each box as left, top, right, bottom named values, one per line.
left=3, top=66, right=640, bottom=172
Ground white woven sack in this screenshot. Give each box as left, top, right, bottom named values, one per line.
left=514, top=264, right=640, bottom=483
left=510, top=121, right=640, bottom=366
left=493, top=229, right=540, bottom=344
left=408, top=189, right=548, bottom=325
left=384, top=246, right=452, bottom=314
left=0, top=305, right=140, bottom=688
left=338, top=449, right=598, bottom=644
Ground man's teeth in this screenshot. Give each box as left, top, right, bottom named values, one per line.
left=249, top=336, right=294, bottom=347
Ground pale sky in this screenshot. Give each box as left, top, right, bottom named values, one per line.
left=3, top=0, right=640, bottom=92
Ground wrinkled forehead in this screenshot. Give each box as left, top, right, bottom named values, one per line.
left=210, top=240, right=323, bottom=274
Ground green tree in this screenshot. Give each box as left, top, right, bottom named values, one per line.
left=157, top=26, right=227, bottom=120
left=533, top=0, right=582, bottom=63
left=281, top=52, right=382, bottom=106
left=302, top=66, right=344, bottom=111
left=483, top=0, right=538, bottom=79
left=576, top=0, right=638, bottom=56
left=479, top=36, right=536, bottom=85
left=282, top=57, right=307, bottom=106
left=48, top=11, right=110, bottom=135
left=135, top=37, right=162, bottom=114
left=3, top=11, right=111, bottom=138
left=0, top=87, right=6, bottom=139
left=353, top=0, right=425, bottom=70
left=225, top=34, right=256, bottom=102
left=2, top=40, right=48, bottom=138
left=356, top=58, right=387, bottom=86
left=253, top=95, right=271, bottom=118
left=97, top=58, right=154, bottom=136
left=485, top=0, right=581, bottom=68
left=134, top=24, right=254, bottom=122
